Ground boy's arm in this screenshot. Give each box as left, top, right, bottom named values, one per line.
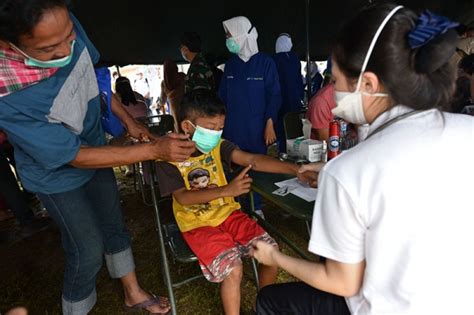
left=230, top=148, right=299, bottom=175
left=173, top=165, right=253, bottom=206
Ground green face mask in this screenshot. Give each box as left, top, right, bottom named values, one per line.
left=11, top=40, right=76, bottom=68
left=187, top=121, right=223, bottom=154
left=226, top=38, right=241, bottom=54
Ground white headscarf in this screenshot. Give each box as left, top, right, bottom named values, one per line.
left=275, top=33, right=292, bottom=53
left=223, top=16, right=259, bottom=62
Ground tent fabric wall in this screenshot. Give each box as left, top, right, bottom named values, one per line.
left=71, top=0, right=473, bottom=65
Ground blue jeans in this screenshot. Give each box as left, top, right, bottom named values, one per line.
left=38, top=168, right=134, bottom=315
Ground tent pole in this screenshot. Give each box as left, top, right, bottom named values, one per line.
left=305, top=0, right=312, bottom=106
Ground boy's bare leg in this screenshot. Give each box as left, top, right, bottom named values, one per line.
left=221, top=262, right=243, bottom=315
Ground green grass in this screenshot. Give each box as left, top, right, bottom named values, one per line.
left=0, top=169, right=316, bottom=314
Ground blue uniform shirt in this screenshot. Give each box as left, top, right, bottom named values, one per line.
left=272, top=51, right=305, bottom=152
left=272, top=51, right=304, bottom=114
left=0, top=14, right=104, bottom=194
left=219, top=52, right=281, bottom=154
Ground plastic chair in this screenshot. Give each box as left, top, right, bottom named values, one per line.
left=134, top=115, right=176, bottom=205
left=146, top=114, right=175, bottom=136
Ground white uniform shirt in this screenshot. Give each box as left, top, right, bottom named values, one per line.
left=309, top=105, right=474, bottom=315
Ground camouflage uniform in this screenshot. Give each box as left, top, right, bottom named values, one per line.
left=185, top=53, right=215, bottom=93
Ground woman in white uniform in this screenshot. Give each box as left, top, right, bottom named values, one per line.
left=251, top=3, right=474, bottom=315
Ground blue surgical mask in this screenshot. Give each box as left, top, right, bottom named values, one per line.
left=226, top=38, right=241, bottom=54
left=10, top=40, right=76, bottom=68
left=187, top=121, right=222, bottom=154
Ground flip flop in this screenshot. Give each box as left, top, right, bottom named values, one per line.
left=123, top=294, right=171, bottom=314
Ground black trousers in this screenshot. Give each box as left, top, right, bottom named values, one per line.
left=0, top=151, right=35, bottom=226
left=257, top=282, right=351, bottom=315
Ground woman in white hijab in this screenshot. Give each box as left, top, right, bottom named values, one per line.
left=218, top=16, right=282, bottom=216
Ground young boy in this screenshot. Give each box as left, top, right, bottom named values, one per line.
left=155, top=89, right=299, bottom=314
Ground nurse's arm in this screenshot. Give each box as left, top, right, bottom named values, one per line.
left=70, top=133, right=195, bottom=168
left=251, top=240, right=365, bottom=297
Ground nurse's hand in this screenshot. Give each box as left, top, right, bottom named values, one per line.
left=296, top=162, right=325, bottom=188
left=297, top=170, right=318, bottom=188
left=151, top=133, right=195, bottom=162
left=264, top=119, right=277, bottom=146
left=249, top=240, right=279, bottom=266
left=299, top=162, right=325, bottom=173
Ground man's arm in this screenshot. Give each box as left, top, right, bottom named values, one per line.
left=70, top=133, right=195, bottom=169
left=251, top=241, right=365, bottom=297
left=230, top=149, right=299, bottom=175
left=110, top=93, right=152, bottom=140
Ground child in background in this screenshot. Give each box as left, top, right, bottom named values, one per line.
left=155, top=89, right=300, bottom=314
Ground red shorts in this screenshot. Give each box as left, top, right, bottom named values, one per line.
left=182, top=210, right=276, bottom=282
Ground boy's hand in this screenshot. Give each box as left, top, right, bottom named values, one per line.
left=151, top=133, right=195, bottom=162
left=223, top=165, right=253, bottom=197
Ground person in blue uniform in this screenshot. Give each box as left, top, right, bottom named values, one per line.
left=272, top=33, right=304, bottom=153
left=219, top=16, right=282, bottom=215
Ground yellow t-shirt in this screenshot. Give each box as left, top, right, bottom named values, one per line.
left=170, top=140, right=241, bottom=232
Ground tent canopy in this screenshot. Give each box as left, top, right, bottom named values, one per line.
left=71, top=0, right=474, bottom=65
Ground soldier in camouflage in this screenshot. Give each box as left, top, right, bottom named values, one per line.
left=179, top=32, right=215, bottom=93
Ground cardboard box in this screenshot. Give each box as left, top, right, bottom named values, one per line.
left=286, top=137, right=323, bottom=162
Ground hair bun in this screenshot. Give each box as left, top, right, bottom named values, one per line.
left=414, top=29, right=458, bottom=74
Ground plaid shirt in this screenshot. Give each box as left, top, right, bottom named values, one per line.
left=0, top=48, right=58, bottom=97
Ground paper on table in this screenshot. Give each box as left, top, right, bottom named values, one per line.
left=275, top=177, right=318, bottom=202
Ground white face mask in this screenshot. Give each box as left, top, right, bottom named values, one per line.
left=333, top=90, right=389, bottom=125
left=332, top=5, right=403, bottom=124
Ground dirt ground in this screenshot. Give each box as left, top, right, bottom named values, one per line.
left=0, top=169, right=315, bottom=314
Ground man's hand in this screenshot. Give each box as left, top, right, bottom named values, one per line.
left=222, top=165, right=253, bottom=197
left=150, top=133, right=195, bottom=162
left=126, top=120, right=154, bottom=142
left=264, top=119, right=277, bottom=146
left=249, top=240, right=279, bottom=266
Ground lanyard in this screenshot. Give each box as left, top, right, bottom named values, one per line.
left=366, top=110, right=423, bottom=140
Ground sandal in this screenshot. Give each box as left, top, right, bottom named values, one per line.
left=123, top=294, right=171, bottom=314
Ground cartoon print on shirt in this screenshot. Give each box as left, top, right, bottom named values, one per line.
left=186, top=168, right=218, bottom=215
left=188, top=168, right=218, bottom=190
